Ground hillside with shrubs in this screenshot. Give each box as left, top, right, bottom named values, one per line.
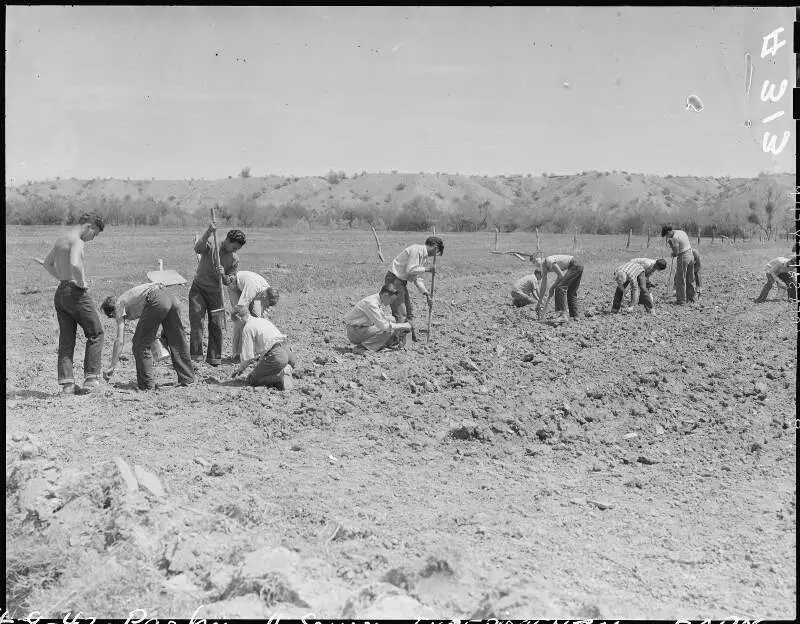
left=5, top=169, right=795, bottom=239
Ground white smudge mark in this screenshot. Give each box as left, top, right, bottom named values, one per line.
left=562, top=80, right=572, bottom=89
left=685, top=94, right=703, bottom=112
left=744, top=52, right=753, bottom=98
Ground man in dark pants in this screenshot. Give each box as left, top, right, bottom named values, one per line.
left=231, top=313, right=296, bottom=390
left=39, top=211, right=106, bottom=395
left=611, top=259, right=667, bottom=313
left=101, top=283, right=195, bottom=391
left=189, top=224, right=245, bottom=366
left=383, top=236, right=444, bottom=341
left=534, top=254, right=584, bottom=323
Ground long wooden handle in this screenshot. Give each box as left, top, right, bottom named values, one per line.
left=426, top=255, right=437, bottom=342
left=210, top=207, right=227, bottom=331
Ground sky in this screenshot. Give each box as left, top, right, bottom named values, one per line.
left=4, top=6, right=796, bottom=183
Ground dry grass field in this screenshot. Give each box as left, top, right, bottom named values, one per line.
left=5, top=225, right=797, bottom=619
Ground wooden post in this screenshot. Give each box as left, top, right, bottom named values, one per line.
left=646, top=228, right=651, bottom=248
left=432, top=225, right=436, bottom=236
left=626, top=228, right=632, bottom=248
left=697, top=227, right=700, bottom=245
left=494, top=227, right=499, bottom=251
left=535, top=228, right=540, bottom=252
left=733, top=232, right=737, bottom=244
left=711, top=226, right=716, bottom=244
left=572, top=227, right=577, bottom=250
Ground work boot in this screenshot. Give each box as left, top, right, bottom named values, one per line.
left=78, top=379, right=101, bottom=395
left=410, top=323, right=419, bottom=342
left=60, top=383, right=75, bottom=396
left=554, top=313, right=569, bottom=324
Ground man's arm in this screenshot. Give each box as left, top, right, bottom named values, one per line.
left=232, top=357, right=255, bottom=378
left=194, top=224, right=214, bottom=255
left=222, top=255, right=238, bottom=286
left=69, top=239, right=88, bottom=288
left=41, top=247, right=61, bottom=281
left=103, top=318, right=126, bottom=379
left=360, top=300, right=392, bottom=332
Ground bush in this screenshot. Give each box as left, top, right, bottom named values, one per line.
left=240, top=166, right=251, bottom=179
left=391, top=196, right=440, bottom=231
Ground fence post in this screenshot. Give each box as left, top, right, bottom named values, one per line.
left=646, top=228, right=651, bottom=248
left=697, top=227, right=701, bottom=245
left=494, top=227, right=499, bottom=251
left=535, top=228, right=540, bottom=253
left=573, top=227, right=577, bottom=250
left=626, top=228, right=632, bottom=248
left=432, top=225, right=436, bottom=236
left=711, top=226, right=716, bottom=244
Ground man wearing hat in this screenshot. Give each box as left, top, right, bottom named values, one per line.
left=661, top=225, right=695, bottom=304
left=344, top=284, right=412, bottom=353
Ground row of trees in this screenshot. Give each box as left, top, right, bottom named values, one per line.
left=5, top=190, right=794, bottom=238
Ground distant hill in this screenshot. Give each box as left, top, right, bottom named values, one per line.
left=5, top=170, right=795, bottom=235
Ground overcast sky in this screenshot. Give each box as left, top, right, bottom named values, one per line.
left=5, top=6, right=795, bottom=183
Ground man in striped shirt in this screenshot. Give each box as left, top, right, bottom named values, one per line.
left=384, top=236, right=444, bottom=341
left=344, top=284, right=412, bottom=353
left=755, top=255, right=797, bottom=303
left=612, top=259, right=667, bottom=313
left=661, top=225, right=696, bottom=304
left=631, top=257, right=669, bottom=289
left=534, top=254, right=583, bottom=323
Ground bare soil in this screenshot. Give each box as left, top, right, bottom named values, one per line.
left=5, top=227, right=797, bottom=620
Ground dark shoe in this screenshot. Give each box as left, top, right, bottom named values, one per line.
left=76, top=379, right=101, bottom=395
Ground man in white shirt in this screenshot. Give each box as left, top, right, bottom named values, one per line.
left=661, top=225, right=695, bottom=304
left=755, top=255, right=797, bottom=303
left=533, top=254, right=584, bottom=323
left=510, top=270, right=545, bottom=307
left=630, top=257, right=669, bottom=289
left=227, top=270, right=279, bottom=360
left=344, top=284, right=412, bottom=352
left=231, top=316, right=296, bottom=390
left=100, top=283, right=194, bottom=391
left=383, top=236, right=444, bottom=341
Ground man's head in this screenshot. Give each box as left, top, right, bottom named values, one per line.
left=425, top=236, right=444, bottom=257
left=100, top=295, right=117, bottom=318
left=532, top=256, right=545, bottom=272
left=78, top=211, right=105, bottom=241
left=661, top=225, right=674, bottom=238
left=379, top=284, right=400, bottom=306
left=222, top=229, right=246, bottom=253
left=534, top=268, right=543, bottom=279
left=261, top=286, right=279, bottom=309
left=654, top=258, right=668, bottom=270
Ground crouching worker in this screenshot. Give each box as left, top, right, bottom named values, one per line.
left=611, top=259, right=667, bottom=313
left=344, top=284, right=412, bottom=353
left=101, top=283, right=195, bottom=390
left=756, top=255, right=798, bottom=303
left=228, top=270, right=280, bottom=360
left=510, top=270, right=546, bottom=307
left=231, top=313, right=296, bottom=390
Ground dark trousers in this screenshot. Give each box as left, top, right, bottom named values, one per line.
left=674, top=250, right=696, bottom=303
left=132, top=288, right=195, bottom=390
left=757, top=272, right=797, bottom=303
left=612, top=273, right=652, bottom=311
left=554, top=262, right=583, bottom=317
left=54, top=281, right=104, bottom=385
left=384, top=271, right=415, bottom=322
left=247, top=344, right=296, bottom=388
left=189, top=281, right=223, bottom=364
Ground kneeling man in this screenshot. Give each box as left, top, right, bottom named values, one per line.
left=231, top=313, right=296, bottom=390
left=344, top=284, right=412, bottom=352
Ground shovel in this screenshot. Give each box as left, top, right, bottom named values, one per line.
left=209, top=206, right=227, bottom=331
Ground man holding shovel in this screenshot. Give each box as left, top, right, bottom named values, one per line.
left=661, top=225, right=695, bottom=305
left=189, top=223, right=245, bottom=366
left=383, top=236, right=444, bottom=342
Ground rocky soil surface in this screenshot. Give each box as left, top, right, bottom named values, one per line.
left=5, top=229, right=796, bottom=619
